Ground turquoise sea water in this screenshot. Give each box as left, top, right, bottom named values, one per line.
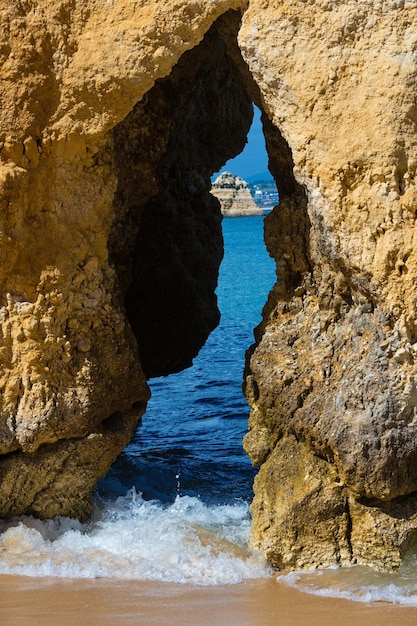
left=99, top=215, right=276, bottom=505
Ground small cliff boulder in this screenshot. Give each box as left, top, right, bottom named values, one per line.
left=211, top=172, right=264, bottom=217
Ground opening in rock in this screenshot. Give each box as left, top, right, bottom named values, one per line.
left=108, top=10, right=307, bottom=380
left=103, top=9, right=310, bottom=501
left=108, top=13, right=251, bottom=379
left=212, top=105, right=280, bottom=214
left=215, top=105, right=274, bottom=182
left=99, top=167, right=276, bottom=503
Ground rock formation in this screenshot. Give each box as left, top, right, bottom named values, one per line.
left=240, top=0, right=417, bottom=572
left=0, top=0, right=252, bottom=519
left=1, top=0, right=417, bottom=574
left=211, top=171, right=264, bottom=216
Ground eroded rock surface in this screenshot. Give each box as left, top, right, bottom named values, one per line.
left=240, top=0, right=417, bottom=570
left=1, top=0, right=417, bottom=573
left=0, top=0, right=249, bottom=518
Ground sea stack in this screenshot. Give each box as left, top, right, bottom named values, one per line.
left=211, top=172, right=264, bottom=217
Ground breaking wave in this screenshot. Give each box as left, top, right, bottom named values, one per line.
left=0, top=490, right=271, bottom=585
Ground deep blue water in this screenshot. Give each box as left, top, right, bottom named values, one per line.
left=99, top=215, right=276, bottom=505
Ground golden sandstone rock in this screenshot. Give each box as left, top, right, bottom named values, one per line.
left=1, top=0, right=417, bottom=572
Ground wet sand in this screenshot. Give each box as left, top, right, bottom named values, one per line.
left=1, top=574, right=417, bottom=626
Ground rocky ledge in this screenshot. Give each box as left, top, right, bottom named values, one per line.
left=1, top=0, right=417, bottom=573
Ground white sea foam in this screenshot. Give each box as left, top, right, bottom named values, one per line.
left=280, top=558, right=417, bottom=605
left=0, top=490, right=271, bottom=585
left=5, top=492, right=417, bottom=601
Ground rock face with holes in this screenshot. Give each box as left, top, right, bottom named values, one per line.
left=1, top=0, right=417, bottom=573
left=211, top=171, right=263, bottom=216
left=0, top=0, right=251, bottom=519
left=240, top=0, right=417, bottom=571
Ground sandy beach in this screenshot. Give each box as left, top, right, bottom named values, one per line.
left=1, top=574, right=417, bottom=626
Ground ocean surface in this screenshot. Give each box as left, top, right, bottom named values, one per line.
left=1, top=215, right=417, bottom=602
left=98, top=215, right=276, bottom=507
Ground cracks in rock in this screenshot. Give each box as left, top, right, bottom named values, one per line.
left=100, top=402, right=146, bottom=435
left=0, top=404, right=144, bottom=460
left=0, top=403, right=144, bottom=520
left=343, top=492, right=354, bottom=564
left=357, top=490, right=417, bottom=519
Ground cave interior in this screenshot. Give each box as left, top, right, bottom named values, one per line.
left=107, top=9, right=306, bottom=382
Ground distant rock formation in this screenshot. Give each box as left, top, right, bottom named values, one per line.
left=211, top=172, right=264, bottom=216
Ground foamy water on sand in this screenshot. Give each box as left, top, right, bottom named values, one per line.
left=3, top=492, right=417, bottom=604
left=280, top=553, right=417, bottom=605
left=0, top=490, right=271, bottom=584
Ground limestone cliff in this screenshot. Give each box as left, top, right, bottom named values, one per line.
left=1, top=0, right=417, bottom=574
left=211, top=171, right=264, bottom=216
left=240, top=0, right=417, bottom=571
left=0, top=0, right=251, bottom=518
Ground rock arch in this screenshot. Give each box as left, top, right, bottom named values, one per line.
left=1, top=0, right=417, bottom=572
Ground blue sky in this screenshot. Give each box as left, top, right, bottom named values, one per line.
left=214, top=106, right=270, bottom=181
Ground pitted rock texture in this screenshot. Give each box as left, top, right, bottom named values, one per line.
left=211, top=171, right=264, bottom=216
left=1, top=0, right=417, bottom=574
left=0, top=0, right=250, bottom=518
left=241, top=0, right=417, bottom=571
